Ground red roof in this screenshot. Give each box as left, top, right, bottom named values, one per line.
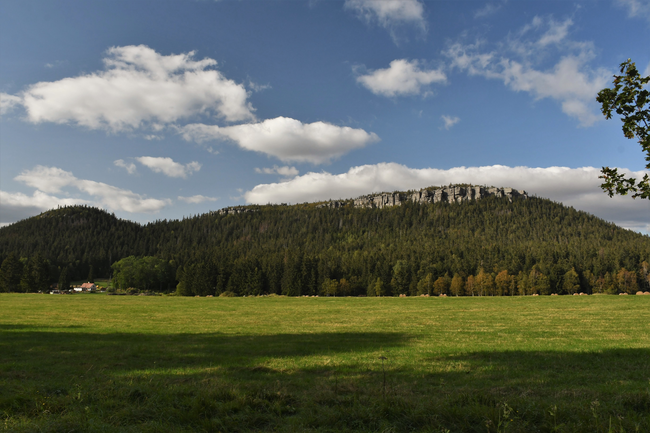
left=81, top=283, right=96, bottom=289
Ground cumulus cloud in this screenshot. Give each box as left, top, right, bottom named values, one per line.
left=444, top=16, right=610, bottom=126
left=344, top=0, right=427, bottom=42
left=0, top=93, right=21, bottom=116
left=14, top=166, right=77, bottom=194
left=0, top=190, right=89, bottom=224
left=114, top=159, right=137, bottom=174
left=180, top=116, right=379, bottom=164
left=356, top=59, right=446, bottom=97
left=11, top=45, right=254, bottom=132
left=255, top=165, right=300, bottom=177
left=136, top=156, right=201, bottom=179
left=177, top=195, right=218, bottom=204
left=244, top=163, right=650, bottom=233
left=441, top=115, right=460, bottom=130
left=644, top=61, right=650, bottom=78
left=8, top=165, right=170, bottom=217
left=617, top=0, right=650, bottom=22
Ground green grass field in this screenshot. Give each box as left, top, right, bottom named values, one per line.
left=2, top=294, right=649, bottom=432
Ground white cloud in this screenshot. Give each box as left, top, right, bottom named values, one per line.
left=13, top=45, right=254, bottom=132
left=248, top=80, right=271, bottom=92
left=135, top=156, right=201, bottom=179
left=474, top=1, right=505, bottom=19
left=11, top=165, right=170, bottom=215
left=441, top=115, right=460, bottom=130
left=444, top=17, right=610, bottom=126
left=114, top=159, right=137, bottom=174
left=0, top=190, right=89, bottom=224
left=536, top=18, right=573, bottom=47
left=344, top=0, right=427, bottom=42
left=180, top=116, right=379, bottom=164
left=644, top=61, right=650, bottom=78
left=255, top=165, right=300, bottom=177
left=356, top=59, right=446, bottom=97
left=177, top=195, right=218, bottom=204
left=14, top=166, right=77, bottom=193
left=44, top=60, right=67, bottom=69
left=617, top=0, right=650, bottom=22
left=0, top=92, right=21, bottom=116
left=244, top=163, right=650, bottom=232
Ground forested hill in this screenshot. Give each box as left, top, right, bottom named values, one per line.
left=0, top=192, right=649, bottom=295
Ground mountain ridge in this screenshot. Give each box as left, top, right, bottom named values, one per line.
left=1, top=185, right=648, bottom=296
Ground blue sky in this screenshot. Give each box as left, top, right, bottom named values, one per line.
left=1, top=0, right=649, bottom=232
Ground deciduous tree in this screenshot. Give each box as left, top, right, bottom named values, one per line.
left=596, top=59, right=650, bottom=199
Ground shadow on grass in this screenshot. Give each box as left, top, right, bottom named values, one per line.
left=2, top=330, right=650, bottom=432
left=0, top=324, right=85, bottom=330
left=424, top=349, right=650, bottom=396
left=0, top=330, right=410, bottom=377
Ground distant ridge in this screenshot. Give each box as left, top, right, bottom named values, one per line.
left=218, top=184, right=527, bottom=214
left=1, top=187, right=648, bottom=297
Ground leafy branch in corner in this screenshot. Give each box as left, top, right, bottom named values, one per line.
left=596, top=59, right=650, bottom=199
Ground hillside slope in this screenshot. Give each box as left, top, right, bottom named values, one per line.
left=1, top=189, right=648, bottom=295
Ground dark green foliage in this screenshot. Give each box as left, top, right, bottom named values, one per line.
left=597, top=58, right=650, bottom=199
left=58, top=265, right=70, bottom=291
left=1, top=197, right=649, bottom=295
left=111, top=256, right=175, bottom=292
left=18, top=254, right=49, bottom=293
left=0, top=252, right=23, bottom=292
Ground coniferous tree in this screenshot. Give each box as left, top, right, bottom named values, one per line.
left=19, top=260, right=36, bottom=293
left=31, top=254, right=51, bottom=292
left=58, top=266, right=71, bottom=291
left=0, top=253, right=23, bottom=292
left=417, top=273, right=434, bottom=296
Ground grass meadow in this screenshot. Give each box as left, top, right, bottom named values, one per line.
left=1, top=294, right=649, bottom=432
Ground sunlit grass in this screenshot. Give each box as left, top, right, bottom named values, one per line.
left=1, top=294, right=649, bottom=432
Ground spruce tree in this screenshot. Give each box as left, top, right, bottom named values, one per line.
left=58, top=266, right=71, bottom=291
left=0, top=253, right=23, bottom=292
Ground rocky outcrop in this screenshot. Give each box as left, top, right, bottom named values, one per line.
left=353, top=185, right=527, bottom=209
left=215, top=185, right=527, bottom=214
left=216, top=206, right=258, bottom=216
left=316, top=201, right=347, bottom=209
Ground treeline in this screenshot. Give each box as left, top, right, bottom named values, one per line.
left=173, top=248, right=647, bottom=297
left=1, top=197, right=649, bottom=295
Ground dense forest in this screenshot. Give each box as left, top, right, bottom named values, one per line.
left=0, top=193, right=649, bottom=295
